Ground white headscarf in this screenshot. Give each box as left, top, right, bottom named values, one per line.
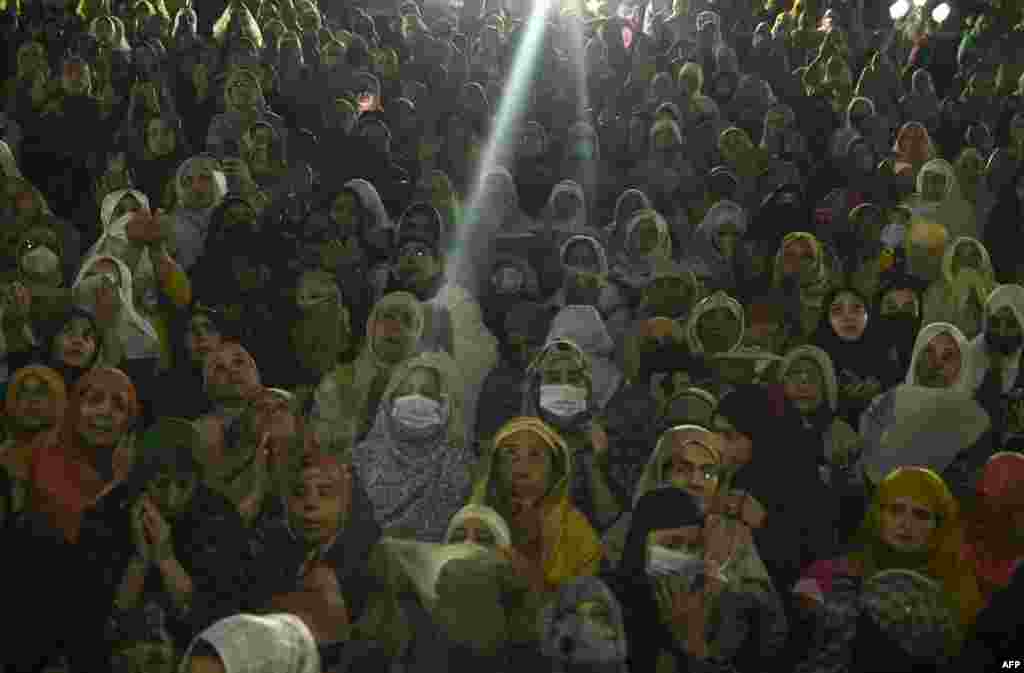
left=180, top=614, right=319, bottom=673
left=73, top=254, right=160, bottom=359
left=904, top=322, right=973, bottom=393
left=85, top=189, right=156, bottom=279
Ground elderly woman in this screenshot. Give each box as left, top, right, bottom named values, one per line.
left=352, top=351, right=474, bottom=542
left=473, top=416, right=602, bottom=594
left=312, top=292, right=426, bottom=453
left=521, top=339, right=622, bottom=533
left=610, top=485, right=787, bottom=673
left=793, top=467, right=983, bottom=669
left=167, top=155, right=228, bottom=272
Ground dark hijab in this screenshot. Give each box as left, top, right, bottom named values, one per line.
left=611, top=487, right=704, bottom=673
left=39, top=308, right=103, bottom=388
left=811, top=286, right=884, bottom=385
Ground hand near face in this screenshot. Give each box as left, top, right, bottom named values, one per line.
left=141, top=496, right=174, bottom=561
left=94, top=279, right=121, bottom=327
left=131, top=499, right=153, bottom=562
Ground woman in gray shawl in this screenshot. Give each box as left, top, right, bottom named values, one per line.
left=351, top=351, right=474, bottom=543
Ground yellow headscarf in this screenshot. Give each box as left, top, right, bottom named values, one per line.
left=856, top=466, right=984, bottom=631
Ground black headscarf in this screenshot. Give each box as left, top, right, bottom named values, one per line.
left=611, top=487, right=704, bottom=673
left=983, top=164, right=1024, bottom=284
left=871, top=272, right=928, bottom=389
left=750, top=183, right=811, bottom=255
left=811, top=285, right=884, bottom=385
left=39, top=307, right=103, bottom=388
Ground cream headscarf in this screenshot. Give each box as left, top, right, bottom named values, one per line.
left=73, top=254, right=160, bottom=359
left=904, top=322, right=973, bottom=393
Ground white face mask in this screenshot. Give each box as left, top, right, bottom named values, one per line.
left=646, top=544, right=704, bottom=580
left=21, top=245, right=59, bottom=275
left=539, top=384, right=588, bottom=418
left=392, top=394, right=445, bottom=436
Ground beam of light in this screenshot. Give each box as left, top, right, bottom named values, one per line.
left=562, top=7, right=593, bottom=189
left=449, top=0, right=552, bottom=291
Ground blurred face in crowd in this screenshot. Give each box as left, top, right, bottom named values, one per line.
left=145, top=463, right=198, bottom=518
left=180, top=164, right=217, bottom=209
left=54, top=316, right=98, bottom=370
left=780, top=238, right=815, bottom=278
left=711, top=413, right=752, bottom=467
left=880, top=288, right=919, bottom=318
left=448, top=516, right=499, bottom=546
left=372, top=301, right=419, bottom=363
left=76, top=379, right=133, bottom=449
left=830, top=291, right=868, bottom=341
left=951, top=240, right=983, bottom=275
left=62, top=60, right=91, bottom=96
left=11, top=373, right=60, bottom=433
left=920, top=168, right=948, bottom=203
left=782, top=356, right=825, bottom=414
left=145, top=118, right=177, bottom=158
left=879, top=495, right=937, bottom=552
left=697, top=307, right=741, bottom=354
left=915, top=332, right=962, bottom=388
left=205, top=343, right=260, bottom=403
left=287, top=461, right=351, bottom=547
left=497, top=430, right=553, bottom=501
left=185, top=312, right=222, bottom=366
left=564, top=240, right=601, bottom=274
left=665, top=437, right=720, bottom=499
left=396, top=240, right=441, bottom=288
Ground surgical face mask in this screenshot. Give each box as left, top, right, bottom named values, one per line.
left=646, top=544, right=704, bottom=583
left=21, top=245, right=59, bottom=275
left=392, top=394, right=445, bottom=438
left=539, top=384, right=588, bottom=419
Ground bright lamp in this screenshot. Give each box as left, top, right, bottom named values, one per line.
left=932, top=2, right=950, bottom=22
left=890, top=0, right=910, bottom=19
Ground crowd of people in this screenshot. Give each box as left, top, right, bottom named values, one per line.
left=2, top=0, right=1024, bottom=670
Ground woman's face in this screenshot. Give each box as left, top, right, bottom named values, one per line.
left=783, top=356, right=825, bottom=414
left=666, top=440, right=720, bottom=499
left=915, top=333, right=962, bottom=388
left=697, top=307, right=741, bottom=354
left=372, top=303, right=418, bottom=363
left=879, top=495, right=937, bottom=552
left=498, top=429, right=553, bottom=499
left=565, top=241, right=600, bottom=273
left=185, top=313, right=222, bottom=365
left=76, top=381, right=132, bottom=448
left=648, top=525, right=702, bottom=551
left=12, top=373, right=59, bottom=431
left=181, top=167, right=216, bottom=209
left=62, top=60, right=91, bottom=96
left=145, top=118, right=176, bottom=157
left=711, top=414, right=752, bottom=466
left=448, top=516, right=498, bottom=546
left=55, top=316, right=98, bottom=369
left=830, top=291, right=868, bottom=341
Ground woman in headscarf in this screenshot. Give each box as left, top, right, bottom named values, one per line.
left=604, top=188, right=652, bottom=259
left=962, top=452, right=1024, bottom=602
left=811, top=286, right=885, bottom=426
left=983, top=165, right=1024, bottom=284
left=872, top=273, right=927, bottom=389
left=954, top=148, right=994, bottom=239
left=713, top=384, right=832, bottom=601
left=921, top=237, right=996, bottom=339
left=71, top=419, right=246, bottom=669
left=892, top=121, right=937, bottom=180
left=312, top=291, right=426, bottom=454
left=73, top=255, right=162, bottom=411
left=473, top=416, right=602, bottom=591
left=0, top=365, right=67, bottom=491
left=27, top=367, right=139, bottom=543
left=167, top=155, right=228, bottom=272
left=902, top=322, right=974, bottom=392
left=351, top=350, right=473, bottom=542
left=549, top=235, right=626, bottom=321
left=778, top=344, right=862, bottom=490
left=609, top=209, right=674, bottom=306
left=546, top=305, right=623, bottom=412
left=540, top=179, right=596, bottom=244
left=151, top=301, right=225, bottom=420
left=794, top=467, right=983, bottom=643
left=38, top=308, right=103, bottom=389
left=899, top=69, right=942, bottom=135
left=610, top=485, right=787, bottom=673
left=521, top=337, right=622, bottom=532
left=131, top=116, right=190, bottom=210
left=904, top=158, right=978, bottom=241
left=685, top=200, right=752, bottom=296
left=180, top=614, right=320, bottom=673
left=717, top=126, right=770, bottom=214
left=771, top=231, right=833, bottom=343
left=540, top=576, right=629, bottom=673
left=685, top=290, right=745, bottom=361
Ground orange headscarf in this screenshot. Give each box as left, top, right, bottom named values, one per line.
left=963, top=452, right=1024, bottom=600
left=28, top=367, right=138, bottom=542
left=3, top=366, right=67, bottom=478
